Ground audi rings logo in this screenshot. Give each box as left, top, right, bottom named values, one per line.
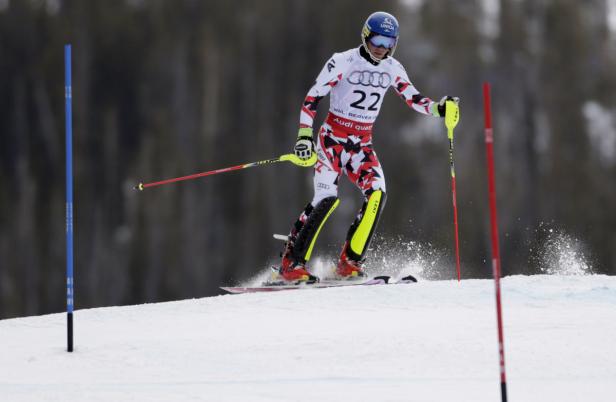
left=347, top=70, right=391, bottom=88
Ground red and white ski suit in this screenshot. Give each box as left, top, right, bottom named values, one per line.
left=283, top=46, right=440, bottom=267
left=300, top=46, right=436, bottom=205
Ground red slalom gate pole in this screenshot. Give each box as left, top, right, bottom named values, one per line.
left=483, top=82, right=508, bottom=402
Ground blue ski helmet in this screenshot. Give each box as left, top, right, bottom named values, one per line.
left=361, top=12, right=399, bottom=61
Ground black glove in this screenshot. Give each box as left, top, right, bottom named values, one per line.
left=432, top=96, right=460, bottom=117
left=294, top=128, right=315, bottom=160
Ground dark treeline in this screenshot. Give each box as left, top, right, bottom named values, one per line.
left=1, top=0, right=615, bottom=318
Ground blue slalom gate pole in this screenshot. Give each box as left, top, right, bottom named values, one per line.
left=65, top=44, right=74, bottom=352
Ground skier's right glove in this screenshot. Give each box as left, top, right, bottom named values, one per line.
left=431, top=96, right=460, bottom=117
left=294, top=127, right=315, bottom=160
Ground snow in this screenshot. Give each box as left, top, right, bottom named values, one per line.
left=1, top=275, right=615, bottom=402
left=583, top=101, right=616, bottom=166
left=479, top=0, right=501, bottom=40
left=609, top=0, right=616, bottom=34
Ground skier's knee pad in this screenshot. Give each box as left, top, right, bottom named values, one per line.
left=293, top=196, right=340, bottom=263
left=346, top=190, right=386, bottom=261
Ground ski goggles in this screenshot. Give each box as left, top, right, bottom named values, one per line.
left=368, top=35, right=397, bottom=49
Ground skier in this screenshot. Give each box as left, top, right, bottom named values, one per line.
left=278, top=11, right=459, bottom=283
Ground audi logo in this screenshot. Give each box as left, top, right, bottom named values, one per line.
left=346, top=70, right=392, bottom=88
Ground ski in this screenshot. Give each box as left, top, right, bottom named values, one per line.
left=220, top=274, right=417, bottom=294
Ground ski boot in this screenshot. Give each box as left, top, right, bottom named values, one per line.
left=278, top=240, right=319, bottom=284
left=336, top=242, right=367, bottom=279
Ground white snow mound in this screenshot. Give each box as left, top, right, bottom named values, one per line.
left=1, top=274, right=615, bottom=402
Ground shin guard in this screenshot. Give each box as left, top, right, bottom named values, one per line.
left=345, top=190, right=386, bottom=261
left=293, top=196, right=340, bottom=263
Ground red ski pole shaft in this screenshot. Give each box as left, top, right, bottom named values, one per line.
left=134, top=153, right=316, bottom=191
left=449, top=139, right=462, bottom=282
left=483, top=82, right=508, bottom=402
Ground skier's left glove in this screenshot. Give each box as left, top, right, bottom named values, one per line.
left=294, top=127, right=315, bottom=160
left=431, top=96, right=460, bottom=117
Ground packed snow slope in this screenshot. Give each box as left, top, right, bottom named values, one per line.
left=1, top=275, right=615, bottom=402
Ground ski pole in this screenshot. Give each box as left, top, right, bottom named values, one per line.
left=445, top=100, right=462, bottom=282
left=134, top=153, right=317, bottom=191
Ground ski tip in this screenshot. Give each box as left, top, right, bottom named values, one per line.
left=134, top=183, right=144, bottom=191
left=220, top=286, right=288, bottom=294
left=220, top=287, right=244, bottom=294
